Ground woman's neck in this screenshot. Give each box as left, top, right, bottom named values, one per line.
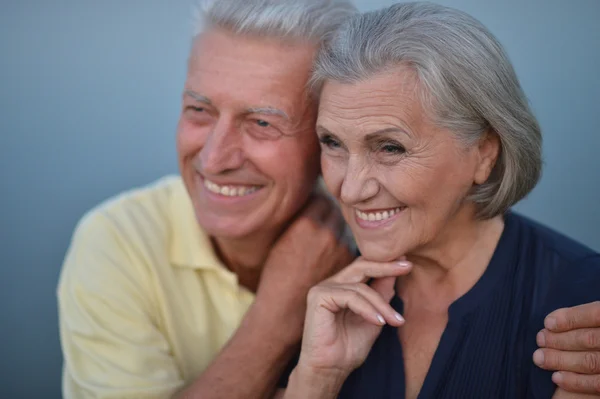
left=213, top=228, right=281, bottom=293
left=398, top=207, right=505, bottom=312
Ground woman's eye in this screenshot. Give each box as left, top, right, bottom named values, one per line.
left=256, top=119, right=269, bottom=127
left=380, top=143, right=406, bottom=155
left=319, top=135, right=341, bottom=149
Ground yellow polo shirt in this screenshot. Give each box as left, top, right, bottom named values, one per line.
left=58, top=176, right=255, bottom=398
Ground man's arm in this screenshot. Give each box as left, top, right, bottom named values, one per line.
left=176, top=195, right=354, bottom=398
left=174, top=299, right=299, bottom=399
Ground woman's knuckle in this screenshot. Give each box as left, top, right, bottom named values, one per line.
left=349, top=289, right=362, bottom=301
left=362, top=267, right=374, bottom=277
left=307, top=285, right=324, bottom=301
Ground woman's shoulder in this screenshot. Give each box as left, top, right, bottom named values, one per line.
left=502, top=213, right=599, bottom=398
left=507, top=211, right=598, bottom=264
left=507, top=211, right=599, bottom=303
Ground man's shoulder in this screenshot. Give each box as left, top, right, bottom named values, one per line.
left=77, top=175, right=187, bottom=241
left=89, top=174, right=184, bottom=223
left=62, top=175, right=192, bottom=277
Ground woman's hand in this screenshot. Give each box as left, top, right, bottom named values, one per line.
left=294, top=257, right=412, bottom=383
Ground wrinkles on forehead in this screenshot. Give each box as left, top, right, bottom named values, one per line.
left=186, top=28, right=317, bottom=125
left=317, top=68, right=422, bottom=139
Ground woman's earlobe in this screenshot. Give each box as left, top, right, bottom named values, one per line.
left=474, top=131, right=500, bottom=184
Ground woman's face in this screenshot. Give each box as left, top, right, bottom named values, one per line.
left=316, top=67, right=498, bottom=262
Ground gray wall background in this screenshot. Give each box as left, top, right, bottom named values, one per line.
left=1, top=0, right=598, bottom=397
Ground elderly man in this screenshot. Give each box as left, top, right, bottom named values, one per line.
left=58, top=1, right=600, bottom=398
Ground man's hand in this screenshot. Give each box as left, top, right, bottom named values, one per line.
left=534, top=301, right=600, bottom=396
left=255, top=193, right=356, bottom=342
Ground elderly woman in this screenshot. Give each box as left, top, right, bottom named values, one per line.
left=281, top=2, right=600, bottom=399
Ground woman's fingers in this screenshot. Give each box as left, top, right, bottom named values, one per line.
left=331, top=257, right=412, bottom=284
left=310, top=282, right=404, bottom=327
left=370, top=276, right=398, bottom=305
left=346, top=280, right=404, bottom=325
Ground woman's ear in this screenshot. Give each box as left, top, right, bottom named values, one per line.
left=474, top=130, right=500, bottom=185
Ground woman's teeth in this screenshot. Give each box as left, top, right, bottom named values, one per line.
left=204, top=179, right=260, bottom=197
left=356, top=207, right=403, bottom=222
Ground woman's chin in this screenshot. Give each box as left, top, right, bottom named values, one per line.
left=357, top=242, right=405, bottom=263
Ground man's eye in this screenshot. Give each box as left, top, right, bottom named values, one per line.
left=191, top=106, right=205, bottom=112
left=318, top=135, right=341, bottom=149
left=256, top=120, right=270, bottom=127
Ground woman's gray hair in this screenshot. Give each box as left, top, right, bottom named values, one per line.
left=193, top=0, right=358, bottom=44
left=312, top=2, right=543, bottom=219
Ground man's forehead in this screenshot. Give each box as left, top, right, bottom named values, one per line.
left=189, top=30, right=315, bottom=85
left=186, top=29, right=316, bottom=117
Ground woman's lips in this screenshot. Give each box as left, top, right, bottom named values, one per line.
left=354, top=206, right=406, bottom=228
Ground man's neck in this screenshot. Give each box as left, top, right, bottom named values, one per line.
left=398, top=206, right=505, bottom=312
left=213, top=228, right=281, bottom=293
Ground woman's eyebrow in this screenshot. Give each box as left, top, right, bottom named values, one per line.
left=364, top=127, right=408, bottom=141
left=316, top=125, right=333, bottom=135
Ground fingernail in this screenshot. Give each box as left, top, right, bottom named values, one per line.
left=552, top=372, right=563, bottom=384
left=533, top=349, right=545, bottom=366
left=376, top=314, right=385, bottom=325
left=536, top=331, right=546, bottom=347
left=545, top=317, right=557, bottom=330
left=395, top=313, right=405, bottom=323
left=395, top=261, right=411, bottom=268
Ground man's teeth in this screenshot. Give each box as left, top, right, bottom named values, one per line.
left=204, top=179, right=260, bottom=197
left=355, top=207, right=403, bottom=222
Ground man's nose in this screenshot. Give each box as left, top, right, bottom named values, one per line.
left=199, top=119, right=245, bottom=174
left=340, top=156, right=379, bottom=205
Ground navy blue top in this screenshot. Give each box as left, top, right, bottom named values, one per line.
left=281, top=212, right=600, bottom=398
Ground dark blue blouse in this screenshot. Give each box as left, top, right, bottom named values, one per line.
left=281, top=212, right=600, bottom=398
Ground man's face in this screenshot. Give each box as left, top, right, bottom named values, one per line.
left=177, top=29, right=320, bottom=239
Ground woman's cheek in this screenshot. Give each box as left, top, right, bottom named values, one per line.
left=321, top=155, right=346, bottom=198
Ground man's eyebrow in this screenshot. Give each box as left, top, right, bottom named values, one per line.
left=246, top=106, right=290, bottom=120
left=184, top=90, right=212, bottom=105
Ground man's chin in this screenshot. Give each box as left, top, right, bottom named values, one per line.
left=197, top=213, right=270, bottom=239
left=201, top=222, right=257, bottom=239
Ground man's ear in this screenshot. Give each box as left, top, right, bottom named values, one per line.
left=474, top=130, right=500, bottom=185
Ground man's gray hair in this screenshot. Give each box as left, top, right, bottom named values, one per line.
left=194, top=0, right=358, bottom=44
left=312, top=2, right=543, bottom=219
